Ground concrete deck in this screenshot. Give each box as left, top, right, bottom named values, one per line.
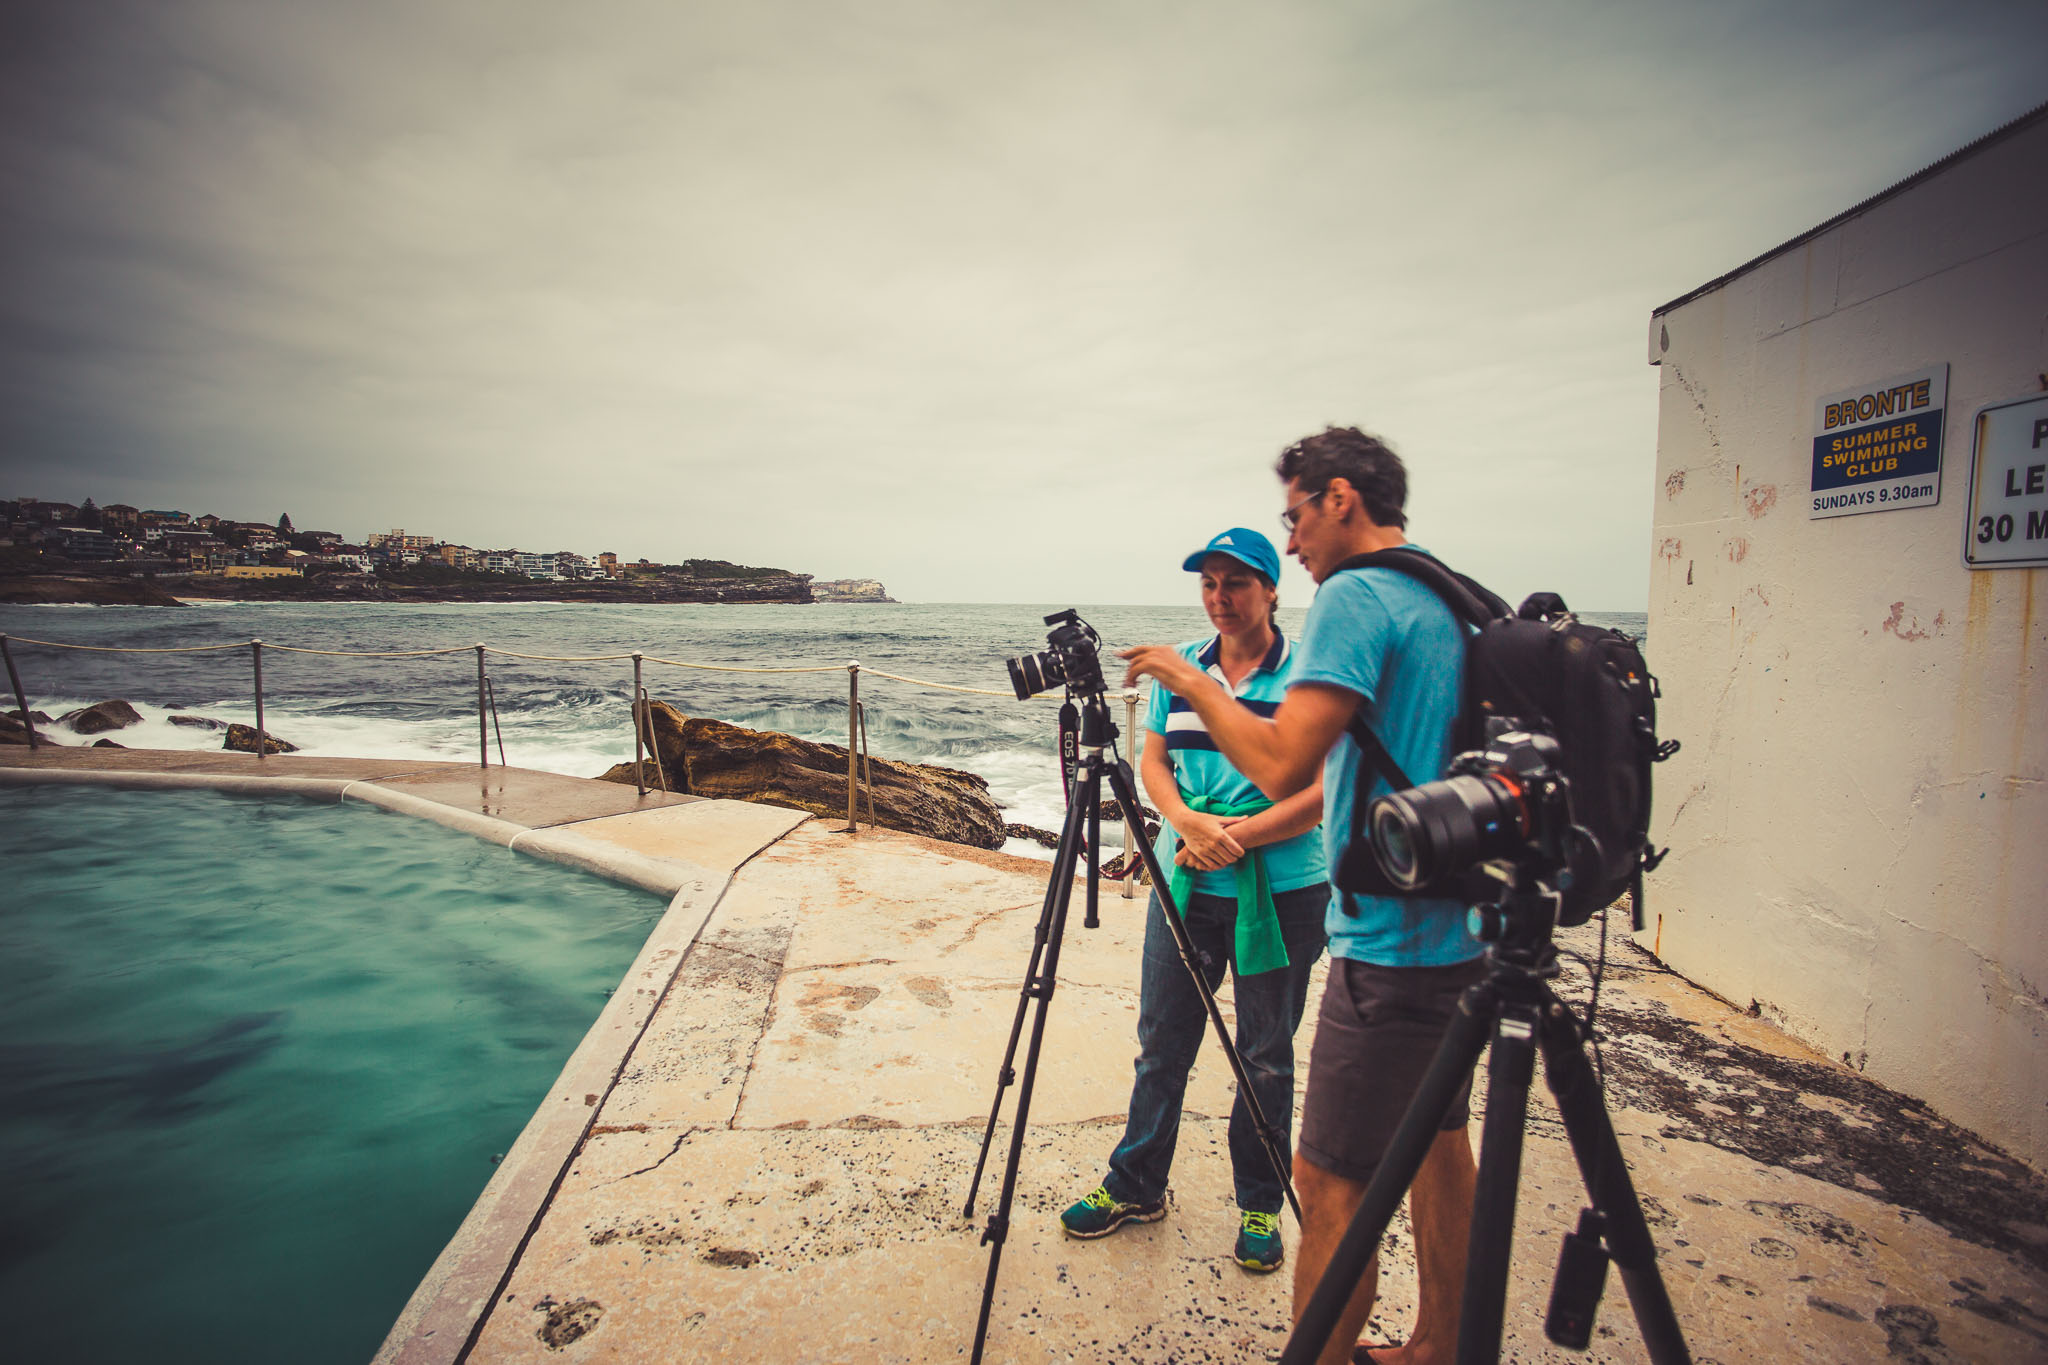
left=5, top=745, right=2044, bottom=1363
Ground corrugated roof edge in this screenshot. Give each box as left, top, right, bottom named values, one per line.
left=1650, top=97, right=2048, bottom=320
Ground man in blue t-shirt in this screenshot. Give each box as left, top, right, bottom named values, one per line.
left=1121, top=427, right=1479, bottom=1365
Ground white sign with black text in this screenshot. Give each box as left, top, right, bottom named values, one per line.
left=1963, top=393, right=2048, bottom=570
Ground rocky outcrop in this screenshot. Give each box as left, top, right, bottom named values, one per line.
left=60, top=699, right=142, bottom=734
left=223, top=723, right=298, bottom=755
left=169, top=714, right=228, bottom=731
left=1, top=708, right=66, bottom=744
left=598, top=700, right=1004, bottom=849
left=810, top=578, right=895, bottom=603
left=0, top=576, right=184, bottom=606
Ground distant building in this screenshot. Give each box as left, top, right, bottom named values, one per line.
left=50, top=527, right=115, bottom=560
left=513, top=551, right=558, bottom=580
left=223, top=565, right=302, bottom=579
left=597, top=551, right=621, bottom=579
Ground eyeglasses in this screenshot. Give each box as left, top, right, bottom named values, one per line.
left=1280, top=488, right=1325, bottom=532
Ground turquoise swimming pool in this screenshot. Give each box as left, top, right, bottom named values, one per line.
left=0, top=786, right=667, bottom=1364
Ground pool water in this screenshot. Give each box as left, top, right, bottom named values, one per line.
left=0, top=787, right=668, bottom=1364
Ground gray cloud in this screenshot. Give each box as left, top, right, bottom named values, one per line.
left=3, top=0, right=2043, bottom=605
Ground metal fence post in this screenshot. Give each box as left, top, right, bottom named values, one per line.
left=1123, top=687, right=1140, bottom=897
left=844, top=661, right=860, bottom=831
left=251, top=639, right=266, bottom=760
left=475, top=644, right=489, bottom=769
left=632, top=653, right=646, bottom=798
left=1, top=635, right=39, bottom=749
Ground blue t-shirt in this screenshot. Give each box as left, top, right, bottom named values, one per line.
left=1288, top=556, right=1480, bottom=966
left=1144, top=631, right=1328, bottom=897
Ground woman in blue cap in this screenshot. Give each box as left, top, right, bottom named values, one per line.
left=1059, top=527, right=1328, bottom=1272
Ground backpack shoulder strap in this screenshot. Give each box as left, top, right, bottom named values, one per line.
left=1331, top=546, right=1511, bottom=626
left=1345, top=711, right=1414, bottom=792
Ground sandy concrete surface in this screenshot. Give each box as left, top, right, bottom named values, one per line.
left=450, top=820, right=2048, bottom=1364
left=7, top=747, right=2042, bottom=1363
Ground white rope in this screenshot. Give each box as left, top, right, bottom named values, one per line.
left=1, top=632, right=1127, bottom=698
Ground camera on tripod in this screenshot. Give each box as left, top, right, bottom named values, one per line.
left=1006, top=609, right=1108, bottom=700
left=1362, top=727, right=1601, bottom=936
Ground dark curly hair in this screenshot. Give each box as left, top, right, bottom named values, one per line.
left=1274, top=426, right=1408, bottom=529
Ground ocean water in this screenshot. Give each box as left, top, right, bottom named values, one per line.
left=0, top=786, right=666, bottom=1365
left=0, top=601, right=1647, bottom=850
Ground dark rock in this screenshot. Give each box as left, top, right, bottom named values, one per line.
left=1099, top=795, right=1159, bottom=826
left=223, top=722, right=298, bottom=755
left=92, top=738, right=125, bottom=748
left=59, top=699, right=142, bottom=734
left=168, top=714, right=228, bottom=731
left=1004, top=822, right=1061, bottom=850
left=0, top=711, right=63, bottom=745
left=598, top=699, right=1005, bottom=849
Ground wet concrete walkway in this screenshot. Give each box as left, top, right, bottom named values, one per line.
left=5, top=745, right=2044, bottom=1363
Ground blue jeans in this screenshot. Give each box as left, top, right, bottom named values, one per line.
left=1103, top=883, right=1328, bottom=1215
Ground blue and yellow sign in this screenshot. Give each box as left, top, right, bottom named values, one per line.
left=1809, top=364, right=1948, bottom=519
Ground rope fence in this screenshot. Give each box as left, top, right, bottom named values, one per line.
left=0, top=629, right=1147, bottom=892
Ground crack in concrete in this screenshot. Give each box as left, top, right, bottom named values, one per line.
left=943, top=900, right=1035, bottom=956
left=593, top=1129, right=694, bottom=1187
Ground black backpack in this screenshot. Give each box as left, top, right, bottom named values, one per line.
left=1331, top=548, right=1677, bottom=927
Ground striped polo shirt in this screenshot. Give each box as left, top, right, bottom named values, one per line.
left=1143, top=630, right=1329, bottom=897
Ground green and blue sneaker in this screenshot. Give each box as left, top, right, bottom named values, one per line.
left=1058, top=1184, right=1166, bottom=1239
left=1235, top=1209, right=1284, bottom=1271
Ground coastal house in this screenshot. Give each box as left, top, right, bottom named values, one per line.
left=1644, top=101, right=2046, bottom=1169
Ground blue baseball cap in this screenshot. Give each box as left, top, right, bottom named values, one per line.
left=1181, top=527, right=1281, bottom=585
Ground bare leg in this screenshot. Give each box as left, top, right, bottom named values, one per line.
left=1292, top=1152, right=1379, bottom=1365
left=1374, top=1126, right=1476, bottom=1365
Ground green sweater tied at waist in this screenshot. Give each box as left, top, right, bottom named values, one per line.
left=1162, top=791, right=1290, bottom=976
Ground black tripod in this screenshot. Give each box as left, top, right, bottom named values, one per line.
left=962, top=686, right=1301, bottom=1365
left=1281, top=867, right=1692, bottom=1365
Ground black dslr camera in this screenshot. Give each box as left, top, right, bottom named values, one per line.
left=1365, top=729, right=1597, bottom=934
left=1006, top=610, right=1108, bottom=700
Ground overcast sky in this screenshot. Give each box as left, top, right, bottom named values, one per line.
left=3, top=1, right=2043, bottom=607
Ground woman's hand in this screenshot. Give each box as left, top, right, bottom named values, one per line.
left=1172, top=810, right=1246, bottom=871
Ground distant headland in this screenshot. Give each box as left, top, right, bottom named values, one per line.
left=0, top=496, right=890, bottom=606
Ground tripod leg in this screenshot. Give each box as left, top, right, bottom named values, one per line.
left=963, top=755, right=1093, bottom=1220
left=968, top=753, right=1097, bottom=1365
left=1084, top=757, right=1102, bottom=928
left=1455, top=1000, right=1541, bottom=1365
left=1279, top=979, right=1497, bottom=1365
left=1537, top=995, right=1693, bottom=1365
left=1107, top=757, right=1301, bottom=1220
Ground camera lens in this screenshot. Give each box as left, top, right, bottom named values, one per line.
left=1006, top=649, right=1064, bottom=700
left=1368, top=772, right=1529, bottom=891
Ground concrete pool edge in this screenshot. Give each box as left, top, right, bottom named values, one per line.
left=374, top=867, right=734, bottom=1365
left=0, top=766, right=353, bottom=800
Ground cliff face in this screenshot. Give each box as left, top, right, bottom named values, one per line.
left=810, top=578, right=893, bottom=603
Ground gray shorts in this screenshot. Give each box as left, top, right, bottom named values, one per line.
left=1298, top=956, right=1488, bottom=1183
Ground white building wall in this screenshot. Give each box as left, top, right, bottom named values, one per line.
left=1644, top=112, right=2047, bottom=1168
